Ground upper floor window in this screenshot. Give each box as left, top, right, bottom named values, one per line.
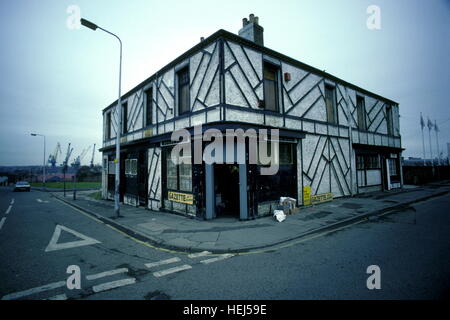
left=145, top=87, right=153, bottom=126
left=263, top=62, right=279, bottom=112
left=177, top=67, right=190, bottom=115
left=356, top=96, right=367, bottom=130
left=105, top=112, right=111, bottom=140
left=325, top=85, right=337, bottom=124
left=122, top=102, right=128, bottom=134
left=386, top=105, right=393, bottom=135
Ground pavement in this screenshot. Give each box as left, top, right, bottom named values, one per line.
left=51, top=182, right=450, bottom=254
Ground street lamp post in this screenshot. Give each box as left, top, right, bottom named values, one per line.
left=31, top=133, right=46, bottom=191
left=81, top=18, right=122, bottom=218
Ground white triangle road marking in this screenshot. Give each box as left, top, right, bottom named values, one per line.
left=45, top=225, right=101, bottom=252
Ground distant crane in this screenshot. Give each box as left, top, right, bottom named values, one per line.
left=62, top=143, right=74, bottom=197
left=90, top=143, right=96, bottom=168
left=71, top=145, right=92, bottom=168
left=48, top=143, right=62, bottom=167
left=62, top=143, right=74, bottom=172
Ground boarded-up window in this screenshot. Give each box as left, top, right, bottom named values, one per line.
left=356, top=96, right=366, bottom=130
left=178, top=68, right=190, bottom=115
left=106, top=112, right=111, bottom=139
left=263, top=63, right=279, bottom=112
left=145, top=88, right=153, bottom=126
left=122, top=102, right=128, bottom=134
left=386, top=105, right=393, bottom=135
left=325, top=85, right=337, bottom=124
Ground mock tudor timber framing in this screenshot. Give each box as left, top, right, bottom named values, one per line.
left=100, top=28, right=402, bottom=220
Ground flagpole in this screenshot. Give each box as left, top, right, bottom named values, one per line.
left=420, top=113, right=426, bottom=166
left=428, top=117, right=434, bottom=167
left=435, top=120, right=441, bottom=166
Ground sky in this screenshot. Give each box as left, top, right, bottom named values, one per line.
left=0, top=0, right=449, bottom=166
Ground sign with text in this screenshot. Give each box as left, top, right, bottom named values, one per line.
left=303, top=186, right=311, bottom=206
left=168, top=191, right=194, bottom=205
left=311, top=193, right=333, bottom=205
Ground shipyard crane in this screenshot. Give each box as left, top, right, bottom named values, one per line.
left=90, top=143, right=96, bottom=168
left=62, top=143, right=74, bottom=172
left=48, top=143, right=62, bottom=167
left=71, top=145, right=92, bottom=168
left=62, top=143, right=74, bottom=197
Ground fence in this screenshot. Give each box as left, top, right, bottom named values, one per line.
left=403, top=165, right=450, bottom=185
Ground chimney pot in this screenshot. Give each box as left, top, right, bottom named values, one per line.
left=238, top=14, right=264, bottom=46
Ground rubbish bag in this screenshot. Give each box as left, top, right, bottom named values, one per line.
left=273, top=210, right=286, bottom=222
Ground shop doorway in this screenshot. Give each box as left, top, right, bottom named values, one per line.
left=214, top=164, right=240, bottom=217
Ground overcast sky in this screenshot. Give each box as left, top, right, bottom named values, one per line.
left=0, top=0, right=448, bottom=166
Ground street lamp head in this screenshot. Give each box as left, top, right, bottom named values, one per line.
left=80, top=18, right=98, bottom=31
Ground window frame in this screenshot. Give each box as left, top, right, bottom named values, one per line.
left=105, top=112, right=112, bottom=140
left=262, top=62, right=280, bottom=112
left=177, top=67, right=190, bottom=116
left=164, top=145, right=192, bottom=194
left=145, top=87, right=153, bottom=127
left=325, top=85, right=338, bottom=124
left=356, top=95, right=367, bottom=130
left=386, top=105, right=394, bottom=136
left=122, top=101, right=128, bottom=134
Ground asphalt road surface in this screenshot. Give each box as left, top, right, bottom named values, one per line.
left=0, top=186, right=449, bottom=300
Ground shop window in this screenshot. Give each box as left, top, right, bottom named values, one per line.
left=166, top=146, right=192, bottom=192
left=125, top=159, right=137, bottom=176
left=257, top=142, right=294, bottom=165
left=177, top=67, right=190, bottom=115
left=356, top=155, right=365, bottom=170
left=263, top=63, right=279, bottom=112
left=279, top=143, right=294, bottom=165
left=255, top=142, right=297, bottom=203
left=388, top=159, right=398, bottom=176
left=108, top=161, right=115, bottom=175
left=357, top=154, right=380, bottom=169
left=325, top=85, right=337, bottom=124
left=356, top=96, right=367, bottom=130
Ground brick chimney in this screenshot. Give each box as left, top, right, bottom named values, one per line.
left=238, top=14, right=264, bottom=46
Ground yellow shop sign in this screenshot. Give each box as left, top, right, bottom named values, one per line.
left=311, top=193, right=333, bottom=205
left=303, top=186, right=311, bottom=206
left=168, top=192, right=194, bottom=205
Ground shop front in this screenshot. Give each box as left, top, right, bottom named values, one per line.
left=159, top=124, right=305, bottom=220
left=354, top=144, right=403, bottom=194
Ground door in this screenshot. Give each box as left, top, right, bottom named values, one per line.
left=214, top=164, right=240, bottom=217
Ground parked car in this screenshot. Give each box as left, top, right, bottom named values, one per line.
left=14, top=181, right=31, bottom=192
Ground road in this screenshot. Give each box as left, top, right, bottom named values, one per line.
left=0, top=186, right=449, bottom=300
